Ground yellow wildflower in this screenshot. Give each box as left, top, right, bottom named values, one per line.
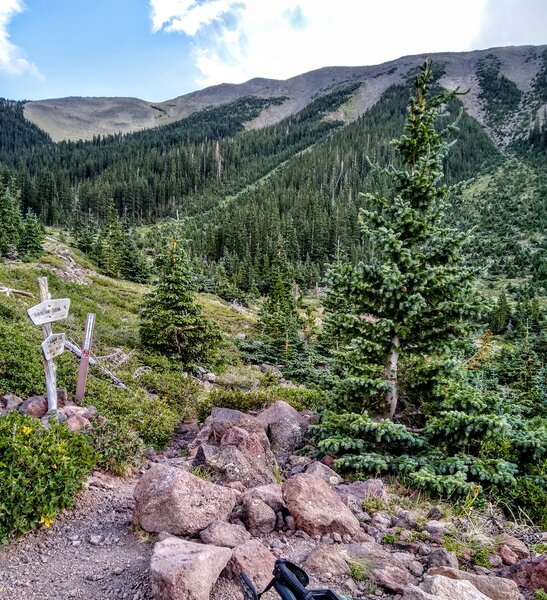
left=21, top=426, right=33, bottom=435
left=39, top=516, right=54, bottom=528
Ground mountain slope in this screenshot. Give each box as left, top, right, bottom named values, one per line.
left=22, top=45, right=547, bottom=144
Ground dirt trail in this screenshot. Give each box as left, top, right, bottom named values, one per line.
left=0, top=472, right=153, bottom=600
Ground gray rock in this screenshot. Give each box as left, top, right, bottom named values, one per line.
left=305, top=461, right=343, bottom=485
left=403, top=575, right=491, bottom=599
left=150, top=537, right=231, bottom=600
left=427, top=567, right=520, bottom=600
left=256, top=400, right=307, bottom=452
left=199, top=520, right=251, bottom=548
left=244, top=497, right=276, bottom=535
left=427, top=548, right=459, bottom=570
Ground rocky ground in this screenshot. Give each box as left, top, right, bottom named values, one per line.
left=1, top=399, right=546, bottom=600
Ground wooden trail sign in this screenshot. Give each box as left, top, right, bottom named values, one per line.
left=41, top=333, right=66, bottom=361
left=27, top=298, right=70, bottom=325
left=28, top=277, right=70, bottom=415
left=75, top=313, right=95, bottom=402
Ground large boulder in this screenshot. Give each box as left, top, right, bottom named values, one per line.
left=346, top=542, right=416, bottom=592
left=133, top=464, right=240, bottom=535
left=193, top=429, right=277, bottom=488
left=243, top=484, right=286, bottom=514
left=224, top=539, right=276, bottom=591
left=336, top=479, right=387, bottom=512
left=427, top=567, right=519, bottom=600
left=282, top=474, right=364, bottom=539
left=243, top=496, right=277, bottom=535
left=303, top=545, right=350, bottom=577
left=500, top=555, right=547, bottom=591
left=189, top=408, right=267, bottom=454
left=256, top=401, right=307, bottom=452
left=403, top=575, right=491, bottom=600
left=150, top=537, right=231, bottom=600
left=199, top=521, right=251, bottom=548
left=19, top=395, right=48, bottom=418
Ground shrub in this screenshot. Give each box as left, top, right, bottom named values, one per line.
left=86, top=416, right=144, bottom=476
left=86, top=378, right=181, bottom=449
left=133, top=353, right=200, bottom=420
left=0, top=319, right=43, bottom=397
left=0, top=412, right=96, bottom=543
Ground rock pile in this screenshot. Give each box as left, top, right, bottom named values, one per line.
left=1, top=390, right=95, bottom=431
left=130, top=401, right=542, bottom=600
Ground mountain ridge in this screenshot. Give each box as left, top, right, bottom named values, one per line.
left=22, top=44, right=547, bottom=144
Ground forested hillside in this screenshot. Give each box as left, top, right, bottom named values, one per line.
left=1, top=49, right=545, bottom=294
left=0, top=54, right=546, bottom=595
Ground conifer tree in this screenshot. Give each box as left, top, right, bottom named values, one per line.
left=259, top=243, right=303, bottom=362
left=489, top=290, right=512, bottom=334
left=323, top=61, right=482, bottom=419
left=18, top=210, right=44, bottom=258
left=119, top=228, right=149, bottom=283
left=140, top=239, right=220, bottom=366
left=0, top=184, right=23, bottom=258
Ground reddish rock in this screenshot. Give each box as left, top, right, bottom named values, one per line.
left=372, top=564, right=415, bottom=594
left=496, top=533, right=529, bottom=560
left=500, top=556, right=547, bottom=591
left=150, top=537, right=231, bottom=600
left=371, top=512, right=392, bottom=532
left=498, top=544, right=519, bottom=566
left=66, top=414, right=92, bottom=432
left=304, top=545, right=350, bottom=576
left=188, top=408, right=270, bottom=458
left=199, top=521, right=251, bottom=548
left=243, top=484, right=286, bottom=514
left=225, top=539, right=276, bottom=591
left=133, top=464, right=240, bottom=535
left=282, top=474, right=364, bottom=539
left=193, top=432, right=277, bottom=488
left=428, top=566, right=520, bottom=600
left=244, top=497, right=276, bottom=535
left=19, top=395, right=47, bottom=418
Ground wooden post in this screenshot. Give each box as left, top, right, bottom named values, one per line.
left=76, top=313, right=95, bottom=403
left=37, top=276, right=58, bottom=413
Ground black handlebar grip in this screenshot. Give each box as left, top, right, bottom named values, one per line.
left=274, top=562, right=313, bottom=600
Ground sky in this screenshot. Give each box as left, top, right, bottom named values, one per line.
left=0, top=0, right=546, bottom=102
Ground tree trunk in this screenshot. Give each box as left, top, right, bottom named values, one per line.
left=384, top=334, right=400, bottom=420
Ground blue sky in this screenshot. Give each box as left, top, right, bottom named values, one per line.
left=1, top=0, right=546, bottom=102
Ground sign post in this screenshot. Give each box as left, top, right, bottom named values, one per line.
left=75, top=313, right=95, bottom=403
left=27, top=277, right=70, bottom=415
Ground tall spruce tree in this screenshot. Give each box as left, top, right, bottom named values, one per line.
left=0, top=184, right=23, bottom=258
left=140, top=239, right=220, bottom=366
left=18, top=210, right=44, bottom=258
left=323, top=61, right=482, bottom=419
left=258, top=243, right=303, bottom=362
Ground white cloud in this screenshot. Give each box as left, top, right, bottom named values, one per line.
left=150, top=0, right=491, bottom=87
left=0, top=0, right=42, bottom=78
left=473, top=0, right=547, bottom=49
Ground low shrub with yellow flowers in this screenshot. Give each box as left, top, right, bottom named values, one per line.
left=0, top=411, right=96, bottom=543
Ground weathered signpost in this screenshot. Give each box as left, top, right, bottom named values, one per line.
left=27, top=276, right=70, bottom=415
left=75, top=313, right=96, bottom=402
